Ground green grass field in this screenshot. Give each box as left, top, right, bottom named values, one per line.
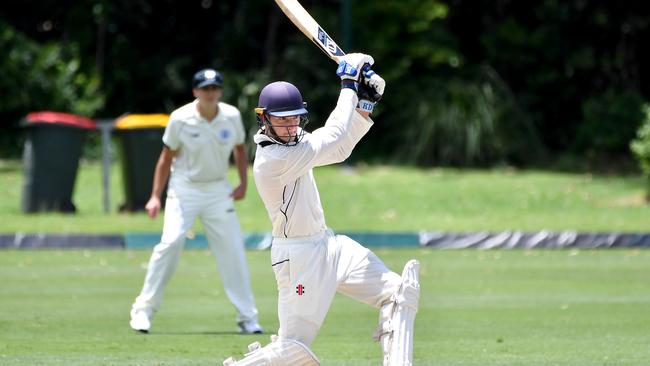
left=1, top=159, right=649, bottom=233
left=1, top=160, right=649, bottom=365
left=1, top=248, right=649, bottom=365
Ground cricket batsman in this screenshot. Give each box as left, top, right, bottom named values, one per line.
left=223, top=53, right=420, bottom=365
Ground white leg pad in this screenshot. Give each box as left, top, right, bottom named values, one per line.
left=223, top=336, right=320, bottom=366
left=374, top=300, right=394, bottom=363
left=373, top=259, right=420, bottom=366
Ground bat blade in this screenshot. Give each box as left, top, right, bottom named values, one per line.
left=274, top=0, right=345, bottom=63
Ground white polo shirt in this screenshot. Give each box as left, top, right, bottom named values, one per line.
left=163, top=100, right=245, bottom=184
left=253, top=88, right=373, bottom=238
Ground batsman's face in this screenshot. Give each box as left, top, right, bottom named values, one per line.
left=268, top=115, right=300, bottom=143
left=193, top=85, right=222, bottom=104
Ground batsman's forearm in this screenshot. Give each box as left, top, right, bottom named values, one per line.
left=311, top=89, right=370, bottom=164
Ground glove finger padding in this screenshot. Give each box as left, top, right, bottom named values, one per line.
left=362, top=67, right=385, bottom=99
left=357, top=67, right=385, bottom=113
left=358, top=82, right=380, bottom=103
left=337, top=53, right=375, bottom=82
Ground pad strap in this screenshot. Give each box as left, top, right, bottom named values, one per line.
left=373, top=319, right=393, bottom=342
left=223, top=336, right=320, bottom=366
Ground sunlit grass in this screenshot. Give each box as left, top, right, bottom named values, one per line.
left=0, top=249, right=649, bottom=365
left=0, top=160, right=648, bottom=233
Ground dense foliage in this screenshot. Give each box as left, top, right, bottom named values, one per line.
left=1, top=0, right=649, bottom=168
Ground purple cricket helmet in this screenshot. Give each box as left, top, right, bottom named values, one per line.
left=258, top=81, right=308, bottom=117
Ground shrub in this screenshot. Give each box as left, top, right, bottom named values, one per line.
left=0, top=21, right=104, bottom=157
left=391, top=65, right=545, bottom=167
left=577, top=90, right=645, bottom=154
left=630, top=104, right=650, bottom=201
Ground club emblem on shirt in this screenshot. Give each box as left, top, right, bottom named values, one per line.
left=217, top=129, right=231, bottom=142
left=296, top=284, right=305, bottom=296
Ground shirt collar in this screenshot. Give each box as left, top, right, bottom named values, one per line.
left=193, top=99, right=220, bottom=123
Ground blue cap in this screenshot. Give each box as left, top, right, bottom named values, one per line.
left=258, top=81, right=308, bottom=117
left=193, top=69, right=223, bottom=88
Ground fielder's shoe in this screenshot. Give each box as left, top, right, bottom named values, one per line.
left=130, top=309, right=151, bottom=333
left=238, top=320, right=264, bottom=334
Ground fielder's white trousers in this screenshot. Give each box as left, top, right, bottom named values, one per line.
left=132, top=178, right=259, bottom=323
left=271, top=229, right=401, bottom=346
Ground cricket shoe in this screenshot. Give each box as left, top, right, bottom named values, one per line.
left=238, top=320, right=264, bottom=334
left=130, top=309, right=151, bottom=333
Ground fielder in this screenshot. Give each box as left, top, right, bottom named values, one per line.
left=224, top=53, right=420, bottom=365
left=129, top=68, right=262, bottom=334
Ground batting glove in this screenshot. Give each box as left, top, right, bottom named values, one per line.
left=357, top=67, right=385, bottom=113
left=337, top=53, right=374, bottom=91
left=362, top=66, right=385, bottom=98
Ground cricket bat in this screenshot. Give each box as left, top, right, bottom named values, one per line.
left=274, top=0, right=346, bottom=63
left=274, top=0, right=382, bottom=102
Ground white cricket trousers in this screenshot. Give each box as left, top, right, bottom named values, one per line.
left=132, top=178, right=259, bottom=323
left=271, top=229, right=401, bottom=346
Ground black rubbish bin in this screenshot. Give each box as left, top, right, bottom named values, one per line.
left=114, top=114, right=169, bottom=212
left=21, top=111, right=96, bottom=213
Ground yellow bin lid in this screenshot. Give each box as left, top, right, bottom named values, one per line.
left=115, top=114, right=169, bottom=129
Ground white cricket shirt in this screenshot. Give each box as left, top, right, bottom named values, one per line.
left=253, top=88, right=373, bottom=238
left=163, top=100, right=245, bottom=184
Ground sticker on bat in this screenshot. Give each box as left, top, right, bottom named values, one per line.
left=316, top=26, right=345, bottom=57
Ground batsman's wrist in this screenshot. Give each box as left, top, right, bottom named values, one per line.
left=340, top=79, right=358, bottom=92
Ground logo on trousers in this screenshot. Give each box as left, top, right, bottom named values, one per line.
left=296, top=284, right=305, bottom=296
